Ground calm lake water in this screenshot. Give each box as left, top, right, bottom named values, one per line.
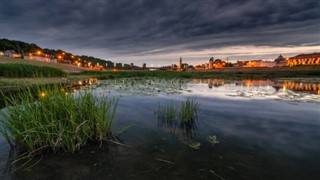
left=1, top=78, right=320, bottom=180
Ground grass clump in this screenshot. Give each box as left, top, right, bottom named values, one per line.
left=0, top=63, right=66, bottom=78
left=156, top=102, right=177, bottom=123
left=0, top=86, right=118, bottom=154
left=179, top=98, right=199, bottom=122
left=156, top=98, right=199, bottom=138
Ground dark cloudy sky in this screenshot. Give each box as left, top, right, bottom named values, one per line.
left=1, top=0, right=320, bottom=66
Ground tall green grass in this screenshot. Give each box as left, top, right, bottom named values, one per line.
left=0, top=64, right=66, bottom=77
left=156, top=98, right=199, bottom=137
left=0, top=86, right=118, bottom=153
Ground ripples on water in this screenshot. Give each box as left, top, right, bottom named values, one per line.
left=1, top=78, right=319, bottom=180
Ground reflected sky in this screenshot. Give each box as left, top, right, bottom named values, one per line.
left=99, top=78, right=320, bottom=103
left=1, top=78, right=320, bottom=179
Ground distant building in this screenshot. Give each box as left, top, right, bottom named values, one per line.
left=208, top=57, right=214, bottom=69
left=203, top=57, right=227, bottom=69
left=4, top=50, right=21, bottom=58
left=242, top=60, right=275, bottom=68
left=142, top=63, right=146, bottom=69
left=25, top=53, right=56, bottom=63
left=115, top=63, right=122, bottom=68
left=287, top=53, right=320, bottom=66
left=274, top=55, right=287, bottom=67
left=177, top=57, right=190, bottom=71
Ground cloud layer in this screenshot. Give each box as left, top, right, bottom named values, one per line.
left=1, top=0, right=320, bottom=65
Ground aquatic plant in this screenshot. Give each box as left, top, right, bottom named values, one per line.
left=0, top=85, right=118, bottom=154
left=156, top=98, right=199, bottom=138
left=208, top=135, right=219, bottom=145
left=0, top=63, right=66, bottom=78
left=156, top=102, right=177, bottom=123
left=179, top=98, right=199, bottom=122
left=189, top=142, right=201, bottom=150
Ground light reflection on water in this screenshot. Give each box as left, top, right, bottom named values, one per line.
left=1, top=78, right=320, bottom=179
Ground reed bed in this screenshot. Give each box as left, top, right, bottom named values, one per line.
left=0, top=86, right=118, bottom=154
left=0, top=63, right=66, bottom=78
left=156, top=98, right=199, bottom=137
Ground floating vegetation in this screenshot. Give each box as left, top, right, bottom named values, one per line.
left=208, top=135, right=219, bottom=145
left=189, top=142, right=201, bottom=150
left=0, top=85, right=119, bottom=154
left=156, top=98, right=199, bottom=138
left=99, top=77, right=189, bottom=96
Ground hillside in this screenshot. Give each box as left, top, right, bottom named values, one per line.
left=0, top=38, right=127, bottom=68
left=0, top=56, right=89, bottom=73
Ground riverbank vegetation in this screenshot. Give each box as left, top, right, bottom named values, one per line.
left=0, top=64, right=66, bottom=78
left=79, top=66, right=320, bottom=79
left=0, top=86, right=118, bottom=154
left=156, top=98, right=199, bottom=138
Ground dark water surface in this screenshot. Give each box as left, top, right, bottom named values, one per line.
left=1, top=78, right=319, bottom=180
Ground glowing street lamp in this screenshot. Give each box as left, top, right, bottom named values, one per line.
left=37, top=51, right=42, bottom=55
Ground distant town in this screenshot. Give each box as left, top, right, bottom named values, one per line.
left=1, top=39, right=319, bottom=71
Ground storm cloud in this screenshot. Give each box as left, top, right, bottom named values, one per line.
left=1, top=0, right=320, bottom=65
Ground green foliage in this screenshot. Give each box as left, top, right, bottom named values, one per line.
left=0, top=63, right=66, bottom=78
left=79, top=66, right=320, bottom=80
left=208, top=135, right=219, bottom=145
left=189, top=142, right=201, bottom=150
left=0, top=38, right=41, bottom=54
left=156, top=98, right=199, bottom=138
left=156, top=102, right=177, bottom=123
left=179, top=98, right=199, bottom=122
left=0, top=86, right=119, bottom=153
left=156, top=98, right=199, bottom=123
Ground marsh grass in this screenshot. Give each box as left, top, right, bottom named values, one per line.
left=0, top=63, right=66, bottom=78
left=179, top=98, right=199, bottom=122
left=156, top=98, right=199, bottom=138
left=156, top=102, right=177, bottom=124
left=0, top=85, right=118, bottom=154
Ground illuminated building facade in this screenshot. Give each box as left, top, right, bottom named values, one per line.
left=287, top=53, right=320, bottom=66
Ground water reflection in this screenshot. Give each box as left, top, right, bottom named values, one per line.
left=65, top=78, right=98, bottom=91
left=193, top=79, right=320, bottom=94
left=1, top=77, right=320, bottom=179
left=157, top=113, right=198, bottom=139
